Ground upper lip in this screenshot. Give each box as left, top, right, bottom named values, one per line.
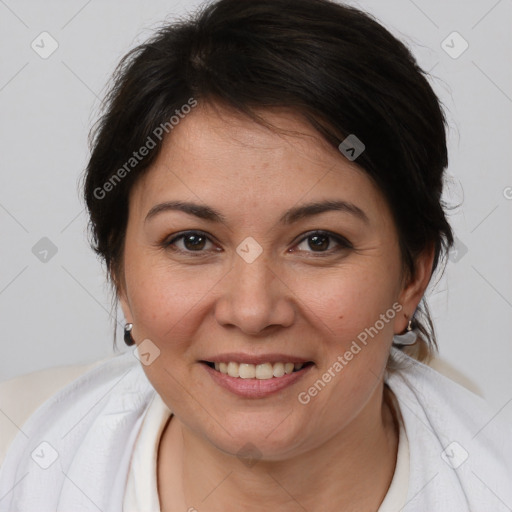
left=201, top=353, right=313, bottom=365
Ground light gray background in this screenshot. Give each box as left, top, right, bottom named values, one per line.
left=1, top=1, right=511, bottom=419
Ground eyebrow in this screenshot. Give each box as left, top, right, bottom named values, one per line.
left=144, top=199, right=369, bottom=225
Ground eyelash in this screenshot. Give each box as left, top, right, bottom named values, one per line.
left=161, top=230, right=352, bottom=257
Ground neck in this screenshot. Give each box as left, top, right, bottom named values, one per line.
left=158, top=383, right=399, bottom=512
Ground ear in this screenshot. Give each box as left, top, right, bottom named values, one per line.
left=394, top=242, right=435, bottom=334
left=113, top=268, right=133, bottom=324
left=119, top=290, right=133, bottom=324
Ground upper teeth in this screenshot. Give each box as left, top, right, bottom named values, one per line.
left=213, top=361, right=304, bottom=379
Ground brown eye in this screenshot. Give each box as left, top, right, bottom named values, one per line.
left=182, top=233, right=207, bottom=250
left=307, top=234, right=330, bottom=251
left=294, top=230, right=352, bottom=254
left=165, top=231, right=217, bottom=253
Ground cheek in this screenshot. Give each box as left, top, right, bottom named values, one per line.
left=292, top=267, right=398, bottom=423
left=291, top=263, right=400, bottom=348
left=124, top=258, right=223, bottom=415
left=288, top=266, right=399, bottom=433
left=125, top=253, right=224, bottom=343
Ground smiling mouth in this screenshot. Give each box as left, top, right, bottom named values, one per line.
left=201, top=361, right=314, bottom=379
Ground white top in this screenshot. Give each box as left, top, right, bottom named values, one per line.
left=122, top=392, right=410, bottom=512
left=2, top=347, right=512, bottom=511
left=123, top=393, right=170, bottom=512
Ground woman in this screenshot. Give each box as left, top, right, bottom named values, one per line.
left=1, top=0, right=511, bottom=510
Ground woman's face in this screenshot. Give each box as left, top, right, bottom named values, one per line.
left=119, top=104, right=430, bottom=460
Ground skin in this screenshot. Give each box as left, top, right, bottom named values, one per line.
left=118, top=103, right=434, bottom=511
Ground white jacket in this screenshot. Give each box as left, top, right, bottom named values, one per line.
left=0, top=349, right=510, bottom=511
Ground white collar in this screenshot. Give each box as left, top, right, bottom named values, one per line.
left=123, top=391, right=410, bottom=512
left=1, top=348, right=511, bottom=511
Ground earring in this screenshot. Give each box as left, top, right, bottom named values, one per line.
left=124, top=323, right=135, bottom=346
left=392, top=317, right=418, bottom=346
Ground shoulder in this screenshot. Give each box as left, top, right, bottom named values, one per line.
left=387, top=348, right=512, bottom=450
left=386, top=349, right=512, bottom=507
left=386, top=349, right=512, bottom=485
left=0, top=352, right=155, bottom=510
left=0, top=356, right=115, bottom=467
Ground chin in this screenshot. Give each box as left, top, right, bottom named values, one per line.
left=197, top=410, right=310, bottom=462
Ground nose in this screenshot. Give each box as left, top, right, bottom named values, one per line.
left=214, top=254, right=295, bottom=336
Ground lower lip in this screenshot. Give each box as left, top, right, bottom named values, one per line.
left=202, top=363, right=313, bottom=398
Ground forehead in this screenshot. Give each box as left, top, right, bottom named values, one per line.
left=129, top=104, right=388, bottom=223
